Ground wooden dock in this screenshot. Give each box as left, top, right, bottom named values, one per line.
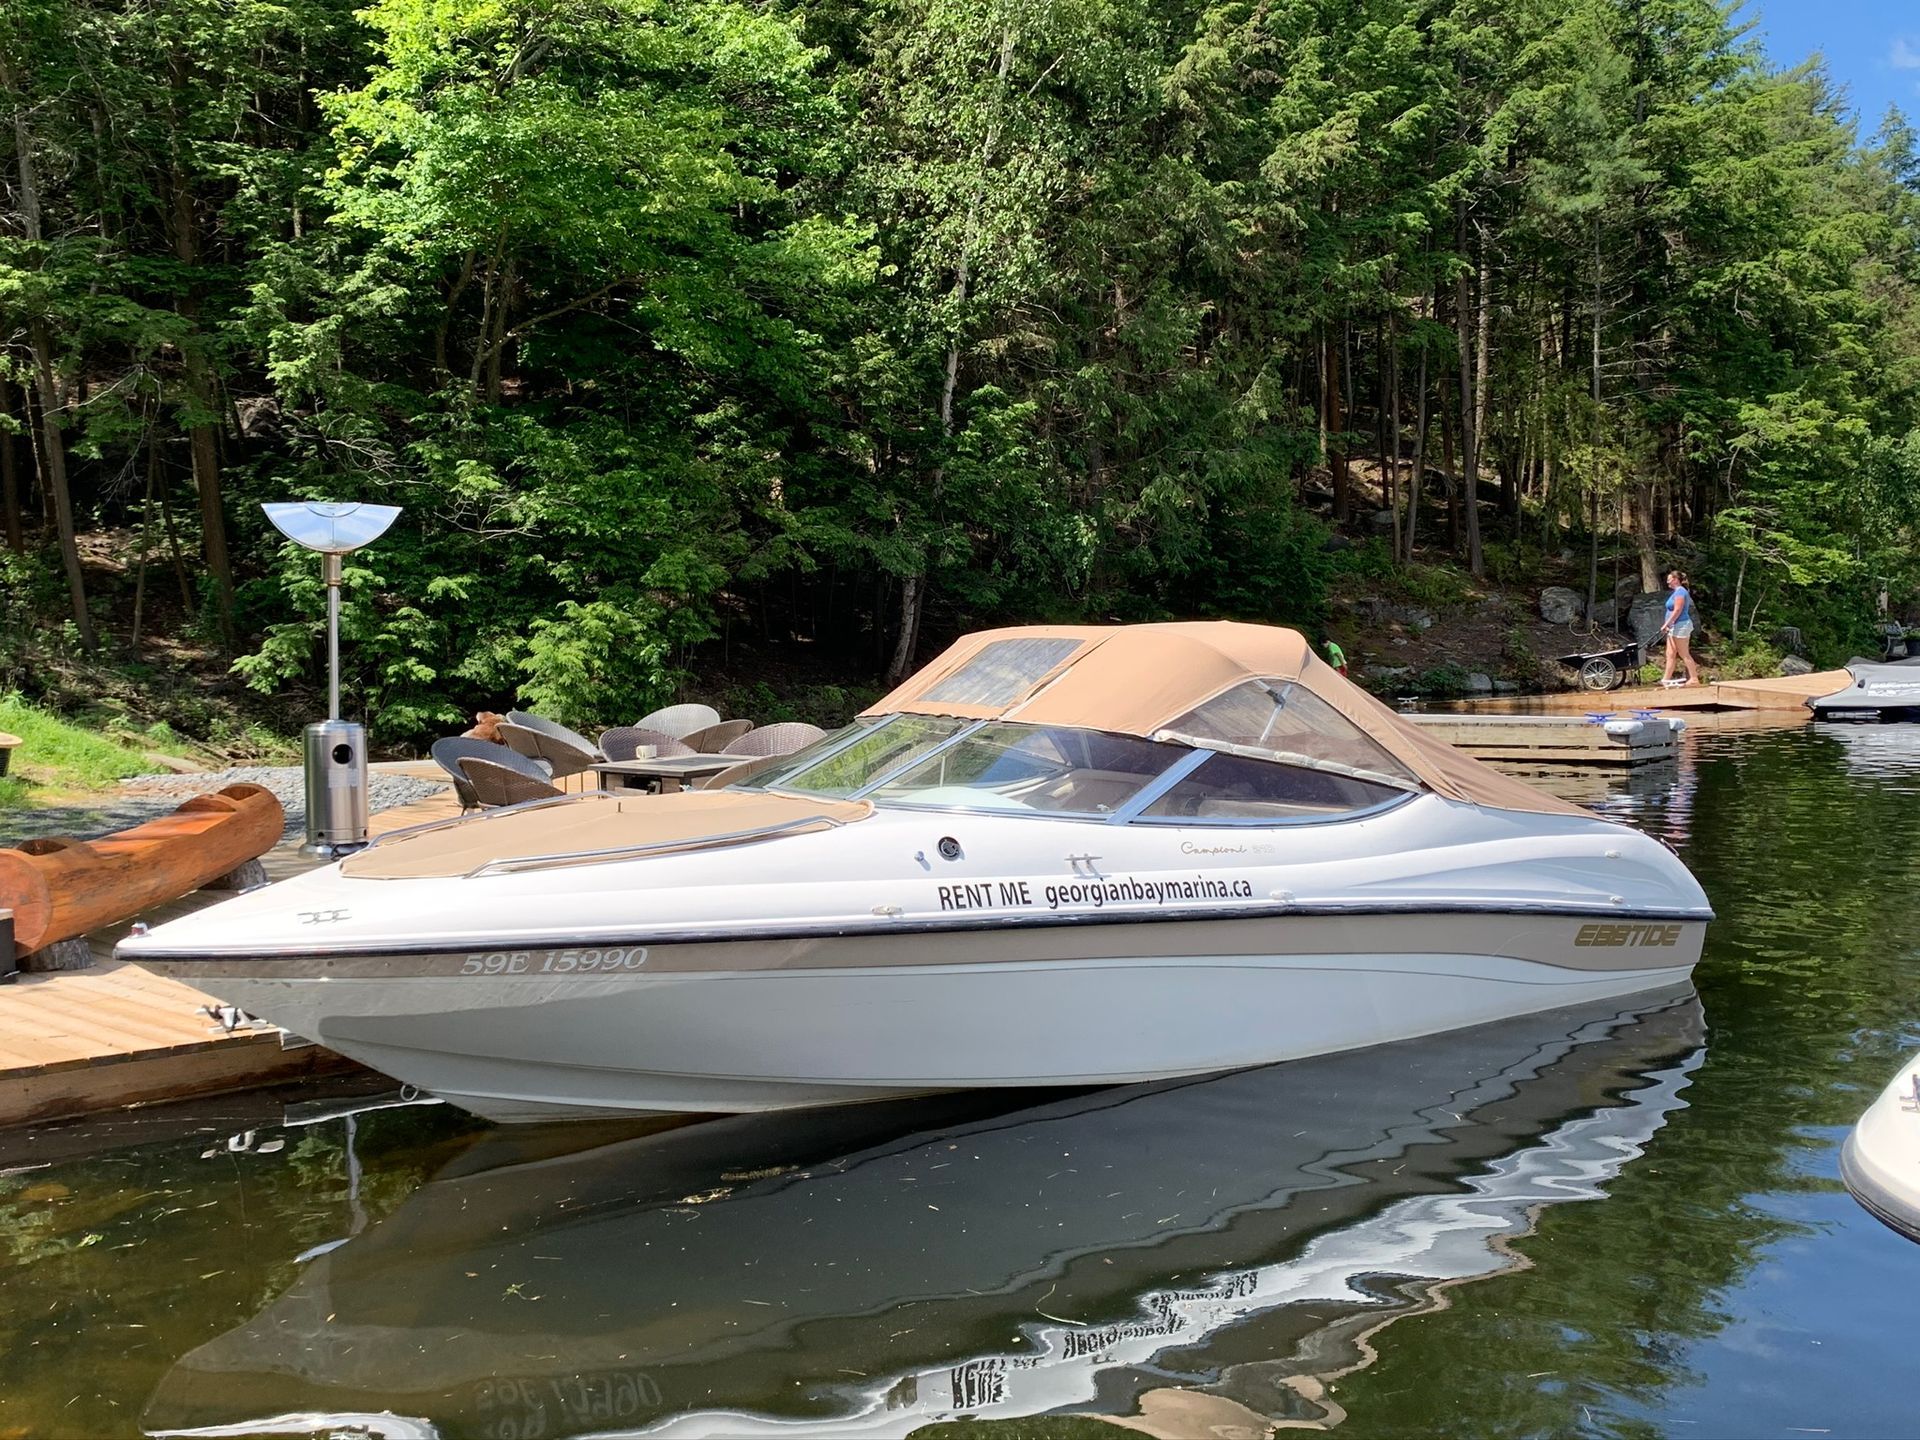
left=0, top=770, right=459, bottom=1129
left=1470, top=669, right=1846, bottom=714
left=1408, top=711, right=1684, bottom=765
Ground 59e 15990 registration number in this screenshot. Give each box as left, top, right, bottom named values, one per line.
left=458, top=947, right=648, bottom=976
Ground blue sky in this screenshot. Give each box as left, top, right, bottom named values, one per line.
left=1749, top=0, right=1915, bottom=132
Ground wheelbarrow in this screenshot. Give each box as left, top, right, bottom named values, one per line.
left=1555, top=640, right=1644, bottom=692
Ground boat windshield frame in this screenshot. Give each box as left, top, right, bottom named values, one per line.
left=756, top=713, right=1421, bottom=827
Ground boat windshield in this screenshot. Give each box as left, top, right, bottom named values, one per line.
left=751, top=715, right=972, bottom=797
left=866, top=723, right=1183, bottom=816
left=749, top=696, right=1422, bottom=823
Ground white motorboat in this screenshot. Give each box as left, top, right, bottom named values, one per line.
left=118, top=622, right=1713, bottom=1122
left=1841, top=1050, right=1920, bottom=1242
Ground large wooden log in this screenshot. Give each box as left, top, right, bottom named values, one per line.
left=0, top=784, right=284, bottom=955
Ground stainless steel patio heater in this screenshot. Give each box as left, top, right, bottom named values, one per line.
left=262, top=501, right=402, bottom=858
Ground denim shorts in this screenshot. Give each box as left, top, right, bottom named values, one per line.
left=1669, top=620, right=1694, bottom=640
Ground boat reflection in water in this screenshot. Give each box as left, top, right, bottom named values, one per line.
left=144, top=991, right=1704, bottom=1440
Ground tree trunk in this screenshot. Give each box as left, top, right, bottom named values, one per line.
left=1405, top=327, right=1429, bottom=563
left=157, top=463, right=196, bottom=609
left=435, top=251, right=477, bottom=379
left=0, top=375, right=23, bottom=553
left=168, top=71, right=235, bottom=639
left=131, top=420, right=160, bottom=648
left=1438, top=372, right=1459, bottom=557
left=1587, top=219, right=1603, bottom=625
left=887, top=23, right=1014, bottom=685
left=1386, top=314, right=1402, bottom=561
left=27, top=320, right=95, bottom=649
left=1730, top=547, right=1747, bottom=645
left=6, top=72, right=95, bottom=649
left=885, top=572, right=924, bottom=689
left=1315, top=324, right=1329, bottom=501
left=1327, top=327, right=1349, bottom=523
left=485, top=259, right=513, bottom=404
left=1455, top=205, right=1485, bottom=577
left=1629, top=482, right=1659, bottom=592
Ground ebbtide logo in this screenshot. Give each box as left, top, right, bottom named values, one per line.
left=1574, top=922, right=1683, bottom=948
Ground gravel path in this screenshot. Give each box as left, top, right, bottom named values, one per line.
left=1, top=765, right=449, bottom=845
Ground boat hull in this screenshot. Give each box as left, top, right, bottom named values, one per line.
left=1807, top=658, right=1920, bottom=721
left=1840, top=1051, right=1920, bottom=1243
left=142, top=912, right=1701, bottom=1121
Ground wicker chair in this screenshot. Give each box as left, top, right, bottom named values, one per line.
left=501, top=711, right=604, bottom=779
left=697, top=752, right=794, bottom=790
left=731, top=722, right=827, bottom=757
left=457, top=756, right=566, bottom=808
left=633, top=703, right=721, bottom=739
left=598, top=726, right=695, bottom=762
left=431, top=737, right=550, bottom=811
left=682, top=718, right=754, bottom=754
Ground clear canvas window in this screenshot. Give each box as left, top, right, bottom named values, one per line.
left=1155, top=679, right=1420, bottom=790
left=919, top=637, right=1085, bottom=707
left=867, top=724, right=1184, bottom=815
left=762, top=715, right=969, bottom=797
left=1139, top=751, right=1408, bottom=822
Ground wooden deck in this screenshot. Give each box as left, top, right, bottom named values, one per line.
left=0, top=961, right=357, bottom=1127
left=0, top=839, right=362, bottom=1127
left=0, top=779, right=471, bottom=1130
left=1466, top=669, right=1846, bottom=714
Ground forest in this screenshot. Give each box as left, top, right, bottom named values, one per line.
left=3, top=0, right=1918, bottom=741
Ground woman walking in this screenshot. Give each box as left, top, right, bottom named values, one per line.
left=1660, top=569, right=1701, bottom=686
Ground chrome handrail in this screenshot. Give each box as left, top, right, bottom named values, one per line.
left=465, top=812, right=858, bottom=878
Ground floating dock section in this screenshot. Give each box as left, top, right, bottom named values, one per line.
left=1407, top=712, right=1683, bottom=766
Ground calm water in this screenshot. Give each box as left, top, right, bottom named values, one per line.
left=2, top=722, right=1917, bottom=1440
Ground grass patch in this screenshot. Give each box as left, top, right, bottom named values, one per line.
left=0, top=694, right=165, bottom=810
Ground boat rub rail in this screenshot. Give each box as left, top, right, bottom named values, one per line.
left=126, top=901, right=1711, bottom=978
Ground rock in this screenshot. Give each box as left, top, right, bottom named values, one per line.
left=1493, top=679, right=1522, bottom=694
left=1614, top=574, right=1643, bottom=601
left=1466, top=672, right=1494, bottom=694
left=20, top=937, right=93, bottom=973
left=1626, top=592, right=1668, bottom=646
left=1590, top=598, right=1620, bottom=627
left=1364, top=664, right=1414, bottom=681
left=1395, top=607, right=1436, bottom=633
left=1352, top=596, right=1392, bottom=625
left=204, top=857, right=270, bottom=892
left=1539, top=586, right=1582, bottom=625
left=1778, top=654, right=1814, bottom=676
left=1370, top=509, right=1397, bottom=532
left=1772, top=626, right=1806, bottom=657
left=232, top=394, right=283, bottom=440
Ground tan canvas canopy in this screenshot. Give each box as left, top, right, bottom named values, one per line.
left=862, top=621, right=1587, bottom=818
